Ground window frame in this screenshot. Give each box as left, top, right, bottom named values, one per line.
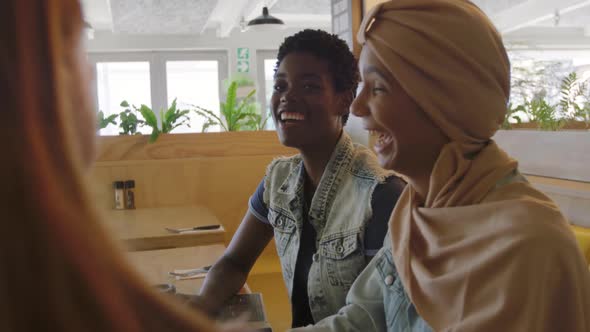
left=256, top=50, right=278, bottom=129
left=88, top=51, right=228, bottom=129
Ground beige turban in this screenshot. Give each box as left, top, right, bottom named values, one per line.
left=359, top=0, right=510, bottom=151
left=358, top=1, right=590, bottom=331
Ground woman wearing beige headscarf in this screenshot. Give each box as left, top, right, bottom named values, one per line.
left=293, top=0, right=590, bottom=331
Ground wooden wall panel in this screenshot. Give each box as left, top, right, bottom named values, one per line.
left=91, top=132, right=297, bottom=262
left=527, top=175, right=590, bottom=228
left=96, top=131, right=295, bottom=161
left=494, top=130, right=590, bottom=183
left=198, top=156, right=276, bottom=238
left=90, top=159, right=204, bottom=209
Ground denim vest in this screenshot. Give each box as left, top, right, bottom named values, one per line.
left=263, top=133, right=393, bottom=322
left=291, top=171, right=530, bottom=332
left=291, top=233, right=433, bottom=332
left=375, top=237, right=432, bottom=331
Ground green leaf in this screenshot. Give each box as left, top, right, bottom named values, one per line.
left=192, top=106, right=227, bottom=131
left=162, top=98, right=179, bottom=132
left=118, top=106, right=144, bottom=135
left=201, top=119, right=215, bottom=133
left=139, top=104, right=158, bottom=128
left=225, top=81, right=238, bottom=127
left=149, top=128, right=161, bottom=143
left=513, top=115, right=522, bottom=124
left=234, top=88, right=257, bottom=115
left=120, top=100, right=130, bottom=107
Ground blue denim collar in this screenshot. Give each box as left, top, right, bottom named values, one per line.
left=277, top=132, right=354, bottom=230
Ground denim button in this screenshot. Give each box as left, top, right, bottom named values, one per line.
left=385, top=274, right=394, bottom=286
left=312, top=253, right=320, bottom=262
left=336, top=245, right=344, bottom=254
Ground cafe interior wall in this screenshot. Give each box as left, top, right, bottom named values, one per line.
left=86, top=26, right=300, bottom=89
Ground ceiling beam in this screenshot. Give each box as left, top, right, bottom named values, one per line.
left=504, top=26, right=590, bottom=49
left=81, top=0, right=113, bottom=31
left=202, top=0, right=251, bottom=37
left=494, top=0, right=590, bottom=34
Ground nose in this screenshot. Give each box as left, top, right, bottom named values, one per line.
left=350, top=87, right=369, bottom=117
left=279, top=87, right=297, bottom=104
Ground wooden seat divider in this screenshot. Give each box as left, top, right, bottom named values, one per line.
left=91, top=131, right=296, bottom=268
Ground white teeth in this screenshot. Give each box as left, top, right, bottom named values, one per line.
left=281, top=112, right=305, bottom=121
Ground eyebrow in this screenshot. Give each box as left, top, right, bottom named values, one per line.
left=364, top=65, right=390, bottom=81
left=274, top=72, right=323, bottom=80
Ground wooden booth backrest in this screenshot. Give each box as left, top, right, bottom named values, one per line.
left=90, top=131, right=297, bottom=241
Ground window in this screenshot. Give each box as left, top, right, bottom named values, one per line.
left=507, top=49, right=590, bottom=122
left=88, top=52, right=228, bottom=135
left=96, top=62, right=151, bottom=135
left=166, top=61, right=220, bottom=133
left=256, top=50, right=278, bottom=130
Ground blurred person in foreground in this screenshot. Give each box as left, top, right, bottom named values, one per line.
left=0, top=1, right=238, bottom=331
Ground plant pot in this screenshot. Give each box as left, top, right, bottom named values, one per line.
left=493, top=129, right=590, bottom=182
left=510, top=122, right=539, bottom=130
left=508, top=120, right=589, bottom=130
left=563, top=120, right=589, bottom=130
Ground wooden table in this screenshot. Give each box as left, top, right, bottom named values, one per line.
left=127, top=244, right=226, bottom=294
left=103, top=206, right=225, bottom=251
left=127, top=245, right=260, bottom=328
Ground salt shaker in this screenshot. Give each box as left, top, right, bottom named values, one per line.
left=113, top=181, right=125, bottom=210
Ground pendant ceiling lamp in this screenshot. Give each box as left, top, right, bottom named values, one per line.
left=247, top=7, right=284, bottom=29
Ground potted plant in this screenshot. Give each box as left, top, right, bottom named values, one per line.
left=119, top=99, right=190, bottom=143
left=96, top=76, right=284, bottom=164
left=559, top=72, right=590, bottom=129
left=97, top=110, right=118, bottom=131
left=494, top=68, right=590, bottom=183
left=192, top=78, right=266, bottom=132
left=118, top=101, right=145, bottom=135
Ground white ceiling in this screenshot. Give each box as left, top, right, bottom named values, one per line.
left=81, top=0, right=590, bottom=47
left=272, top=0, right=331, bottom=15
left=82, top=0, right=331, bottom=37
left=109, top=0, right=217, bottom=34
left=471, top=0, right=528, bottom=15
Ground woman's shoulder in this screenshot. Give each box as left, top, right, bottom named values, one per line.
left=349, top=143, right=396, bottom=182
left=265, top=154, right=303, bottom=175
left=483, top=181, right=579, bottom=259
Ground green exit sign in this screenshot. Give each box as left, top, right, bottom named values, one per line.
left=237, top=47, right=250, bottom=60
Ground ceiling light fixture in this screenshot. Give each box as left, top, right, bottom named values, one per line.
left=246, top=7, right=284, bottom=30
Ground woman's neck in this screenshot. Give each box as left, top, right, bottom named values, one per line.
left=300, top=131, right=342, bottom=190
left=403, top=141, right=447, bottom=206
left=406, top=173, right=430, bottom=206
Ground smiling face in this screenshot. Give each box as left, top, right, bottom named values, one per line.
left=271, top=52, right=348, bottom=151
left=351, top=46, right=448, bottom=177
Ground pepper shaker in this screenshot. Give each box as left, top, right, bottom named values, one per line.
left=124, top=180, right=136, bottom=209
